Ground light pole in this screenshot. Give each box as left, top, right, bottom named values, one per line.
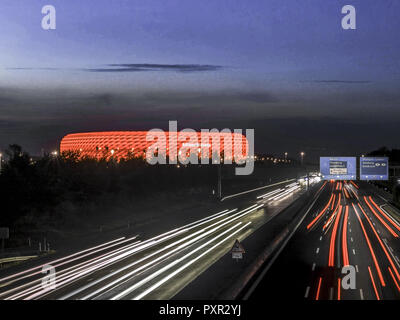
left=300, top=152, right=305, bottom=166
left=300, top=152, right=308, bottom=191
left=217, top=162, right=222, bottom=199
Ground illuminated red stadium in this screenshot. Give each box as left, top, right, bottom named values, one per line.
left=60, top=131, right=249, bottom=161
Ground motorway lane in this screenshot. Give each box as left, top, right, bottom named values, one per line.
left=0, top=180, right=309, bottom=300
left=248, top=180, right=400, bottom=300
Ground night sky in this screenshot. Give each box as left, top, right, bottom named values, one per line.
left=1, top=0, right=399, bottom=161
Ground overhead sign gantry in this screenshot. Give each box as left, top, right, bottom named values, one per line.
left=320, top=157, right=357, bottom=180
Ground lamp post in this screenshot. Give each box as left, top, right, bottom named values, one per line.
left=300, top=152, right=309, bottom=191
left=217, top=162, right=222, bottom=199
left=300, top=152, right=305, bottom=166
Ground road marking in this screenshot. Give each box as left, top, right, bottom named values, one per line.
left=316, top=277, right=322, bottom=300
left=241, top=187, right=326, bottom=300
left=353, top=249, right=356, bottom=255
left=378, top=195, right=388, bottom=202
left=373, top=222, right=376, bottom=226
left=380, top=205, right=400, bottom=229
left=360, top=289, right=364, bottom=300
left=304, top=286, right=310, bottom=298
left=356, top=265, right=359, bottom=272
left=222, top=178, right=297, bottom=201
left=329, top=287, right=333, bottom=300
left=312, top=262, right=316, bottom=271
left=316, top=248, right=320, bottom=254
left=349, top=228, right=352, bottom=232
left=319, top=236, right=322, bottom=241
left=351, top=237, right=353, bottom=242
left=382, top=238, right=400, bottom=271
left=378, top=230, right=381, bottom=234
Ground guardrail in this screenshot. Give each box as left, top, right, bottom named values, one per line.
left=0, top=255, right=37, bottom=264
left=0, top=255, right=38, bottom=268
left=220, top=178, right=297, bottom=202
left=224, top=181, right=324, bottom=299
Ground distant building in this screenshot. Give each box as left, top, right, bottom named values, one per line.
left=60, top=131, right=249, bottom=161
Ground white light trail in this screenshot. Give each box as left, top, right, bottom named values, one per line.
left=257, top=188, right=283, bottom=199
left=133, top=222, right=251, bottom=300
left=1, top=209, right=232, bottom=299
left=0, top=237, right=128, bottom=286
left=78, top=205, right=261, bottom=300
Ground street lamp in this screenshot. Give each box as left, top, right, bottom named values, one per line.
left=284, top=152, right=288, bottom=160
left=300, top=152, right=305, bottom=166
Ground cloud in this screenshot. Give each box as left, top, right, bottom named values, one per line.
left=137, top=90, right=278, bottom=105
left=86, top=63, right=223, bottom=73
left=5, top=67, right=62, bottom=71
left=309, top=80, right=371, bottom=84
left=5, top=64, right=223, bottom=73
left=1, top=84, right=399, bottom=156
left=236, top=92, right=278, bottom=103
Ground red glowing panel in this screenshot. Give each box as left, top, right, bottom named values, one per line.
left=60, top=131, right=249, bottom=161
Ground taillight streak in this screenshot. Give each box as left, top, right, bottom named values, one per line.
left=357, top=203, right=400, bottom=283
left=364, top=196, right=398, bottom=238
left=307, top=194, right=334, bottom=230
left=352, top=203, right=385, bottom=286
left=368, top=197, right=400, bottom=233
left=342, top=206, right=349, bottom=266
left=328, top=206, right=343, bottom=267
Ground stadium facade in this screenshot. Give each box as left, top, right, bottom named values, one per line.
left=60, top=131, right=249, bottom=161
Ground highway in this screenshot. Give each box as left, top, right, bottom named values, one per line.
left=0, top=180, right=308, bottom=300
left=3, top=177, right=396, bottom=301
left=248, top=180, right=400, bottom=300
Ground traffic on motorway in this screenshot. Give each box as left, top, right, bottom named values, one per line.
left=1, top=176, right=399, bottom=301
left=249, top=180, right=400, bottom=300
left=0, top=179, right=313, bottom=300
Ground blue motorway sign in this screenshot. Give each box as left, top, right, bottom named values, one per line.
left=360, top=157, right=389, bottom=180
left=320, top=157, right=357, bottom=180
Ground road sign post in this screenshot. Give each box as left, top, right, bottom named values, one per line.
left=232, top=252, right=243, bottom=260
left=0, top=228, right=9, bottom=253
left=217, top=163, right=222, bottom=199
left=230, top=239, right=245, bottom=262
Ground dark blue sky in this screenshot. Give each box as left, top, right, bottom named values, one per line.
left=0, top=0, right=399, bottom=159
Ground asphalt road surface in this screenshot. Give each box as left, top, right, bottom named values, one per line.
left=3, top=178, right=397, bottom=301
left=0, top=180, right=309, bottom=300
